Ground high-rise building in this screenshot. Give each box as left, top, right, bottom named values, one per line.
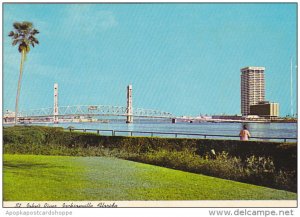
left=241, top=66, right=265, bottom=116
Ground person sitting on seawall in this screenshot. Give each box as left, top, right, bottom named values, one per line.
left=239, top=125, right=251, bottom=141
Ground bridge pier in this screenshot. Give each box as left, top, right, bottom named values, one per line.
left=126, top=84, right=133, bottom=124
left=54, top=83, right=59, bottom=123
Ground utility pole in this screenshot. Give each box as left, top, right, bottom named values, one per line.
left=54, top=83, right=59, bottom=123
left=126, top=84, right=133, bottom=123
left=290, top=58, right=293, bottom=117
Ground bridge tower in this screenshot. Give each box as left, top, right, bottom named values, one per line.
left=126, top=84, right=133, bottom=123
left=54, top=83, right=59, bottom=123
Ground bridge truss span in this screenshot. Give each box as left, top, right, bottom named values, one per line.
left=18, top=105, right=173, bottom=119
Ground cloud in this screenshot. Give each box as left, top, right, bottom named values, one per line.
left=63, top=5, right=118, bottom=34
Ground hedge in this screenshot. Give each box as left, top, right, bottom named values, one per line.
left=3, top=126, right=297, bottom=171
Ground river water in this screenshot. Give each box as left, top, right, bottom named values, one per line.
left=28, top=120, right=297, bottom=142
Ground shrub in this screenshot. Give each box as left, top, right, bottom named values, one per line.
left=3, top=126, right=46, bottom=145
left=198, top=151, right=244, bottom=181
left=3, top=126, right=296, bottom=170
left=132, top=148, right=200, bottom=171
left=127, top=148, right=296, bottom=192
left=274, top=170, right=297, bottom=192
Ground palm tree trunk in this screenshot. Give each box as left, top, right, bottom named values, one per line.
left=15, top=49, right=25, bottom=125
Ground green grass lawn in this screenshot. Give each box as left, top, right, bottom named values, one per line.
left=3, top=154, right=296, bottom=201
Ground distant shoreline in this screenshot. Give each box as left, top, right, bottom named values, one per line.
left=203, top=119, right=297, bottom=124
left=2, top=119, right=297, bottom=125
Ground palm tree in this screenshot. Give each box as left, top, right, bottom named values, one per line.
left=8, top=21, right=39, bottom=124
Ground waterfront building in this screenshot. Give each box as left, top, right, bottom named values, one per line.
left=3, top=110, right=15, bottom=123
left=250, top=101, right=279, bottom=118
left=211, top=115, right=244, bottom=120
left=241, top=66, right=265, bottom=116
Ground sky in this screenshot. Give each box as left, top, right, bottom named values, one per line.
left=3, top=3, right=297, bottom=116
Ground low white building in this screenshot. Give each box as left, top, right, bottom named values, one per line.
left=3, top=110, right=15, bottom=123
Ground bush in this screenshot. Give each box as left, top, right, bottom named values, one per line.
left=129, top=148, right=296, bottom=192
left=132, top=148, right=200, bottom=171
left=274, top=170, right=297, bottom=192
left=3, top=126, right=46, bottom=145
left=199, top=151, right=244, bottom=181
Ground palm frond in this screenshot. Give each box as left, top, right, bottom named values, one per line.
left=22, top=21, right=33, bottom=27
left=18, top=45, right=23, bottom=53
left=12, top=39, right=19, bottom=46
left=31, top=29, right=40, bottom=35
left=13, top=22, right=33, bottom=35
left=13, top=22, right=22, bottom=30
left=13, top=33, right=19, bottom=39
left=18, top=42, right=30, bottom=53
left=20, top=22, right=33, bottom=30
left=25, top=45, right=30, bottom=53
left=8, top=31, right=14, bottom=37
left=29, top=36, right=39, bottom=45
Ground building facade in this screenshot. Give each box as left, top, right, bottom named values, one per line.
left=250, top=101, right=279, bottom=118
left=211, top=115, right=244, bottom=120
left=241, top=66, right=265, bottom=116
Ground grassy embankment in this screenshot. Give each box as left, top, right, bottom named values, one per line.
left=3, top=126, right=297, bottom=199
left=4, top=154, right=296, bottom=201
